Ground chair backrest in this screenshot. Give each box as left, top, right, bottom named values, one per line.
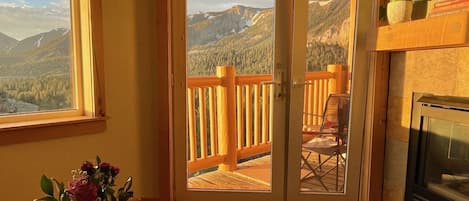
left=320, top=94, right=350, bottom=140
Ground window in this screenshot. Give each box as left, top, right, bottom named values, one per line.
left=0, top=0, right=105, bottom=143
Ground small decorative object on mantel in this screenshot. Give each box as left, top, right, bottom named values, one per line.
left=428, top=0, right=469, bottom=17
left=412, top=0, right=429, bottom=19
left=387, top=0, right=414, bottom=24
left=34, top=156, right=134, bottom=201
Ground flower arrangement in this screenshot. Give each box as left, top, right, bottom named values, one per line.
left=35, top=156, right=134, bottom=201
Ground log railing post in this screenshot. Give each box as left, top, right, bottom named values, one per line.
left=327, top=64, right=348, bottom=94
left=216, top=66, right=237, bottom=171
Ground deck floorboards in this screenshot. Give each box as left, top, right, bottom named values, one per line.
left=188, top=153, right=345, bottom=192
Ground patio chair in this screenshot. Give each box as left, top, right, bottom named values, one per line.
left=300, top=94, right=350, bottom=192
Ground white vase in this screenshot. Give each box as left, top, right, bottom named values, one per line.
left=387, top=1, right=413, bottom=25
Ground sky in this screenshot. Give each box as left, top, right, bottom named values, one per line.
left=0, top=0, right=70, bottom=40
left=187, top=0, right=274, bottom=14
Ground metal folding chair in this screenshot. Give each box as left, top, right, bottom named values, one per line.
left=300, top=94, right=350, bottom=192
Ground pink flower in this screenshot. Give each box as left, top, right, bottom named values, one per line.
left=81, top=162, right=95, bottom=175
left=99, top=162, right=111, bottom=172
left=111, top=166, right=120, bottom=177
left=68, top=177, right=98, bottom=201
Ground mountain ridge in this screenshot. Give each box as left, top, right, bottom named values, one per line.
left=0, top=28, right=71, bottom=78
left=8, top=28, right=70, bottom=55
left=0, top=32, right=18, bottom=54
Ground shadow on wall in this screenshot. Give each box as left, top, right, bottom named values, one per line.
left=133, top=0, right=160, bottom=199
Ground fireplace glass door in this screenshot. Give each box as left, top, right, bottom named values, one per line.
left=406, top=95, right=469, bottom=201
left=424, top=117, right=469, bottom=201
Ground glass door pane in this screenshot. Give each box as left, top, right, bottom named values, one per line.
left=286, top=0, right=365, bottom=200
left=172, top=1, right=290, bottom=200
left=300, top=0, right=352, bottom=193
left=185, top=0, right=275, bottom=191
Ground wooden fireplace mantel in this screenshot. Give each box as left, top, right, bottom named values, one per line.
left=375, top=11, right=469, bottom=51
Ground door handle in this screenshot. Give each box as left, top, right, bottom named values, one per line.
left=260, top=80, right=284, bottom=99
left=260, top=66, right=285, bottom=99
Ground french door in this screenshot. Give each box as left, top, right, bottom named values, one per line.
left=171, top=0, right=369, bottom=200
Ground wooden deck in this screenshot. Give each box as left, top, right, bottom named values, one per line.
left=188, top=153, right=345, bottom=192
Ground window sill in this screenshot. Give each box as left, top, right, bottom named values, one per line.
left=0, top=116, right=107, bottom=145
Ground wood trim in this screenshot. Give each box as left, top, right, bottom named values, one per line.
left=156, top=0, right=172, bottom=201
left=304, top=71, right=334, bottom=80
left=0, top=110, right=82, bottom=124
left=235, top=75, right=272, bottom=85
left=71, top=0, right=85, bottom=115
left=362, top=52, right=390, bottom=201
left=187, top=77, right=222, bottom=88
left=237, top=143, right=271, bottom=159
left=0, top=117, right=106, bottom=145
left=187, top=155, right=225, bottom=173
left=90, top=0, right=106, bottom=117
left=375, top=12, right=469, bottom=51
left=360, top=0, right=389, bottom=200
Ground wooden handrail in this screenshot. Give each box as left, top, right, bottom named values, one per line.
left=186, top=65, right=348, bottom=173
left=305, top=71, right=334, bottom=80
left=235, top=75, right=272, bottom=85
left=188, top=77, right=222, bottom=88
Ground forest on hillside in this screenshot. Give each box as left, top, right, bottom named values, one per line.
left=0, top=75, right=72, bottom=113
left=187, top=40, right=346, bottom=76
left=188, top=40, right=274, bottom=76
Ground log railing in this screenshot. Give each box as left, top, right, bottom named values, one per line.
left=187, top=65, right=348, bottom=173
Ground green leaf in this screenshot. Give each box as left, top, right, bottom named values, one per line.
left=52, top=179, right=65, bottom=194
left=96, top=156, right=102, bottom=165
left=36, top=196, right=58, bottom=201
left=40, top=175, right=54, bottom=196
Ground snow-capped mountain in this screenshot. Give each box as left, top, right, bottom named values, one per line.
left=8, top=28, right=70, bottom=55
left=187, top=5, right=268, bottom=48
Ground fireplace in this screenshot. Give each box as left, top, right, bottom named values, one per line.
left=405, top=94, right=469, bottom=201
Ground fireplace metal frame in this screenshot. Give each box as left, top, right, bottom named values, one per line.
left=405, top=93, right=469, bottom=201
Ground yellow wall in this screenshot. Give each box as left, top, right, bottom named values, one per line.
left=0, top=0, right=160, bottom=200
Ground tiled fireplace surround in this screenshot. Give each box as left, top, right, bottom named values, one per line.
left=382, top=47, right=469, bottom=201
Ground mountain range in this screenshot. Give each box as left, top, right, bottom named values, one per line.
left=0, top=28, right=70, bottom=77
left=186, top=0, right=350, bottom=76
left=0, top=28, right=71, bottom=113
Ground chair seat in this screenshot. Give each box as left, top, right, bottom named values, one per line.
left=303, top=138, right=337, bottom=149
left=303, top=138, right=347, bottom=156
